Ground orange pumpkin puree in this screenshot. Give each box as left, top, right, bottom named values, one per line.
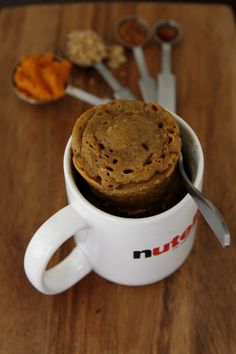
left=14, top=53, right=71, bottom=101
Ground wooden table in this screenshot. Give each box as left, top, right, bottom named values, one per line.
left=0, top=2, right=236, bottom=353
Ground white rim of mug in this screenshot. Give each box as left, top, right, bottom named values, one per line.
left=64, top=114, right=204, bottom=223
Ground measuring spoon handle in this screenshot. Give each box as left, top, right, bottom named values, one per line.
left=157, top=43, right=176, bottom=111
left=94, top=62, right=136, bottom=100
left=66, top=85, right=111, bottom=106
left=179, top=153, right=231, bottom=247
left=133, top=46, right=157, bottom=102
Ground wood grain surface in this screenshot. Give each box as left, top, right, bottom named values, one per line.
left=0, top=2, right=236, bottom=354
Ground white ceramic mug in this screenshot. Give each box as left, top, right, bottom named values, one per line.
left=24, top=114, right=204, bottom=294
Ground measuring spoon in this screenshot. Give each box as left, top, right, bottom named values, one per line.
left=153, top=19, right=182, bottom=112
left=12, top=62, right=111, bottom=106
left=179, top=153, right=230, bottom=247
left=114, top=15, right=157, bottom=103
left=152, top=21, right=230, bottom=246
left=64, top=30, right=136, bottom=100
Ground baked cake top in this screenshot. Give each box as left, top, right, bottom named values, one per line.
left=72, top=100, right=181, bottom=190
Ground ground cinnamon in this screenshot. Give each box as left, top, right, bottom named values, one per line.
left=156, top=24, right=178, bottom=42
left=118, top=18, right=148, bottom=46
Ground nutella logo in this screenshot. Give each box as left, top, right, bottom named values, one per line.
left=133, top=211, right=199, bottom=259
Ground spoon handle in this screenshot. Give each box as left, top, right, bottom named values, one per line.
left=66, top=85, right=110, bottom=106
left=133, top=46, right=150, bottom=78
left=157, top=73, right=176, bottom=112
left=94, top=62, right=136, bottom=100
left=157, top=43, right=176, bottom=112
left=161, top=42, right=172, bottom=73
left=133, top=46, right=157, bottom=102
left=179, top=154, right=230, bottom=247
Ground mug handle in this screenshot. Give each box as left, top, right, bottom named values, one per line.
left=24, top=203, right=92, bottom=295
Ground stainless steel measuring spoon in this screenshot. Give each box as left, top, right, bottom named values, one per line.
left=152, top=20, right=230, bottom=246
left=114, top=15, right=157, bottom=103
left=153, top=19, right=182, bottom=112
left=178, top=153, right=230, bottom=247
left=12, top=61, right=111, bottom=106
left=64, top=30, right=136, bottom=100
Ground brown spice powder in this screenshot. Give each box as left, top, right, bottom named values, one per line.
left=156, top=25, right=178, bottom=42
left=118, top=19, right=147, bottom=46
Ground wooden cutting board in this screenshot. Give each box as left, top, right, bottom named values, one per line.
left=0, top=2, right=236, bottom=354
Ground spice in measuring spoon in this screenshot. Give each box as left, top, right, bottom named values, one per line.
left=12, top=53, right=111, bottom=106
left=155, top=24, right=179, bottom=43
left=65, top=30, right=107, bottom=66
left=153, top=20, right=182, bottom=112
left=117, top=17, right=148, bottom=46
left=153, top=20, right=182, bottom=45
left=13, top=53, right=72, bottom=101
left=65, top=29, right=136, bottom=100
left=114, top=16, right=157, bottom=103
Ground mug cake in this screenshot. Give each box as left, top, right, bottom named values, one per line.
left=72, top=99, right=185, bottom=217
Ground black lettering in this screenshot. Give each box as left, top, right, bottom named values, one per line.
left=133, top=250, right=152, bottom=259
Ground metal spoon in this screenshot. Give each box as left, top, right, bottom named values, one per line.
left=93, top=61, right=136, bottom=100
left=65, top=30, right=136, bottom=100
left=178, top=152, right=230, bottom=247
left=114, top=15, right=157, bottom=103
left=153, top=20, right=182, bottom=112
left=153, top=19, right=230, bottom=246
left=12, top=62, right=111, bottom=106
